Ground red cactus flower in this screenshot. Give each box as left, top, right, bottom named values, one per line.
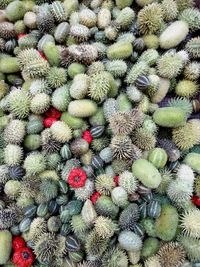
left=82, top=130, right=93, bottom=144
left=12, top=247, right=34, bottom=267
left=68, top=168, right=87, bottom=188
left=114, top=176, right=119, bottom=186
left=17, top=34, right=27, bottom=39
left=43, top=117, right=57, bottom=128
left=12, top=236, right=26, bottom=251
left=192, top=195, right=200, bottom=206
left=90, top=192, right=101, bottom=204
left=45, top=107, right=62, bottom=119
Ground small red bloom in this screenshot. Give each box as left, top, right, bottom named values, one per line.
left=17, top=34, right=27, bottom=39
left=12, top=236, right=26, bottom=251
left=91, top=192, right=101, bottom=204
left=114, top=176, right=119, bottom=186
left=45, top=107, right=62, bottom=119
left=192, top=195, right=200, bottom=206
left=68, top=168, right=87, bottom=188
left=37, top=51, right=47, bottom=61
left=43, top=117, right=57, bottom=128
left=82, top=130, right=93, bottom=144
left=12, top=247, right=34, bottom=267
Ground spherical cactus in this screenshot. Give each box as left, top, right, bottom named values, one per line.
left=119, top=203, right=139, bottom=230
left=4, top=119, right=25, bottom=144
left=5, top=1, right=26, bottom=22
left=137, top=3, right=163, bottom=35
left=24, top=152, right=46, bottom=175
left=186, top=37, right=200, bottom=59
left=118, top=230, right=142, bottom=251
left=4, top=180, right=20, bottom=198
left=161, top=0, right=178, bottom=21
left=157, top=53, right=183, bottom=79
left=50, top=121, right=72, bottom=143
left=148, top=148, right=168, bottom=169
left=111, top=186, right=128, bottom=207
left=4, top=144, right=23, bottom=166
left=47, top=67, right=67, bottom=88
left=179, top=8, right=200, bottom=31
left=30, top=93, right=51, bottom=114
left=132, top=127, right=156, bottom=151
left=94, top=216, right=116, bottom=239
left=175, top=80, right=198, bottom=98
left=8, top=89, right=30, bottom=119
left=172, top=120, right=200, bottom=150
left=24, top=134, right=41, bottom=151
left=178, top=235, right=200, bottom=262
left=158, top=242, right=186, bottom=267
left=118, top=171, right=138, bottom=194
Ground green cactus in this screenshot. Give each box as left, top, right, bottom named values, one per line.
left=155, top=204, right=179, bottom=241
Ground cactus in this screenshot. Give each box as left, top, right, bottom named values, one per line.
left=137, top=3, right=163, bottom=35
left=141, top=237, right=160, bottom=258
left=186, top=37, right=200, bottom=58
left=172, top=120, right=200, bottom=150
left=50, top=121, right=72, bottom=143
left=155, top=204, right=179, bottom=241
left=179, top=8, right=200, bottom=31
left=158, top=242, right=186, bottom=267
left=68, top=99, right=98, bottom=118
left=148, top=148, right=168, bottom=169
left=118, top=230, right=142, bottom=251
left=107, top=42, right=133, bottom=60
left=159, top=21, right=189, bottom=49
left=24, top=152, right=46, bottom=175
left=102, top=247, right=128, bottom=267
left=0, top=230, right=12, bottom=264
left=5, top=1, right=26, bottom=22
left=132, top=159, right=161, bottom=189
left=119, top=203, right=139, bottom=230
left=153, top=107, right=186, bottom=128
left=184, top=152, right=200, bottom=174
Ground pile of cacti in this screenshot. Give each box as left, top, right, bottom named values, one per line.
left=0, top=0, right=200, bottom=266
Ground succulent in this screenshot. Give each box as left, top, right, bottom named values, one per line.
left=8, top=90, right=30, bottom=119
left=159, top=21, right=189, bottom=49
left=179, top=8, right=200, bottom=31
left=118, top=230, right=142, bottom=251
left=0, top=0, right=200, bottom=266
left=137, top=3, right=163, bottom=35
left=186, top=37, right=200, bottom=58
left=0, top=230, right=12, bottom=265
left=172, top=120, right=200, bottom=150
left=102, top=247, right=128, bottom=267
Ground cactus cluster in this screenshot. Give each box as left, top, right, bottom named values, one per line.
left=0, top=0, right=200, bottom=266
